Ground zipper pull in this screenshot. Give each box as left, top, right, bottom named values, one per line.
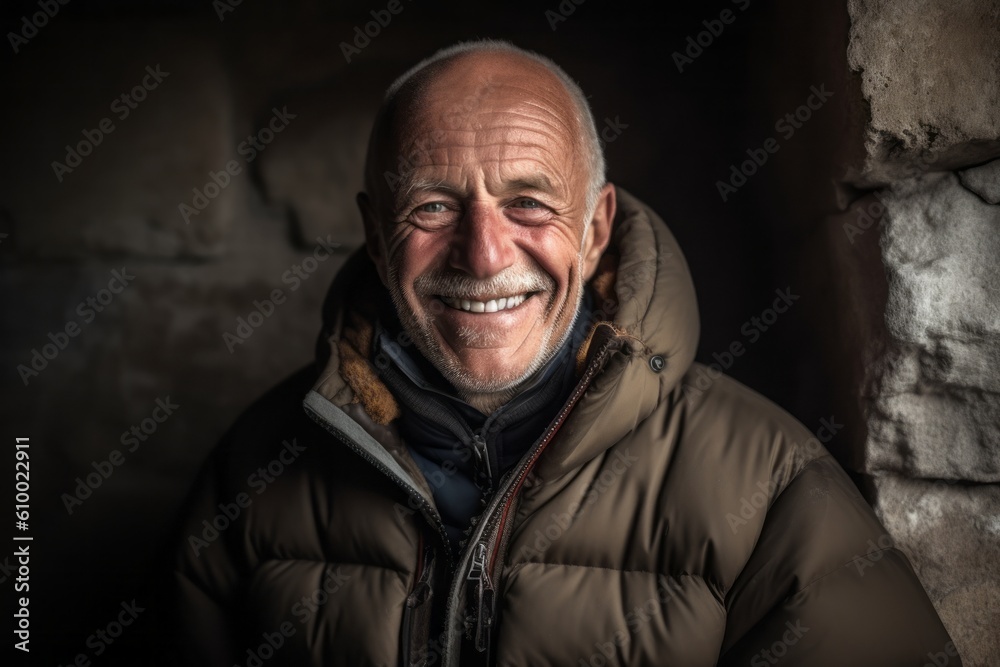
left=406, top=545, right=434, bottom=608
left=471, top=433, right=493, bottom=489
left=466, top=541, right=495, bottom=652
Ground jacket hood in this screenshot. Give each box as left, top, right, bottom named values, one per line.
left=311, top=186, right=700, bottom=467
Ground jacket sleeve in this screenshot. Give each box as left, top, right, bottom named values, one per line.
left=717, top=455, right=961, bottom=667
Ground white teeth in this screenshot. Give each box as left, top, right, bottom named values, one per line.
left=440, top=294, right=529, bottom=312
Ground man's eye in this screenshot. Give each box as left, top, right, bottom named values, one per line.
left=417, top=202, right=448, bottom=213
left=512, top=198, right=541, bottom=209
left=406, top=201, right=459, bottom=229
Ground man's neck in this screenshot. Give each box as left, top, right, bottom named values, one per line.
left=458, top=373, right=545, bottom=415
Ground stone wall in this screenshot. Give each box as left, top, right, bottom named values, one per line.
left=830, top=1, right=1000, bottom=663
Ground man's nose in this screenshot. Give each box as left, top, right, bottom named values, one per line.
left=449, top=202, right=515, bottom=279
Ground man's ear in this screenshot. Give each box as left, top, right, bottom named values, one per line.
left=581, top=183, right=616, bottom=281
left=357, top=192, right=388, bottom=287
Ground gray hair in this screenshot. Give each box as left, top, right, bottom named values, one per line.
left=366, top=39, right=607, bottom=222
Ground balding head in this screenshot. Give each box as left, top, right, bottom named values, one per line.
left=364, top=40, right=606, bottom=222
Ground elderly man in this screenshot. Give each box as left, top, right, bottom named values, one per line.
left=165, top=40, right=959, bottom=666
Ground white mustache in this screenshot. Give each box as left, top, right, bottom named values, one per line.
left=414, top=267, right=554, bottom=300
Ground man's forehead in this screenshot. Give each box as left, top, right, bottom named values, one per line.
left=391, top=52, right=580, bottom=146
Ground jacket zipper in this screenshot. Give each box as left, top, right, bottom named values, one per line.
left=402, top=534, right=435, bottom=667
left=471, top=432, right=494, bottom=491
left=447, top=333, right=621, bottom=663
left=409, top=533, right=434, bottom=607
left=467, top=542, right=495, bottom=654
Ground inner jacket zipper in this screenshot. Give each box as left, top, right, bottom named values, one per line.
left=455, top=333, right=621, bottom=660
left=471, top=433, right=493, bottom=491
left=408, top=532, right=435, bottom=608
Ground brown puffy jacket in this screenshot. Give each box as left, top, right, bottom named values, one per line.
left=166, top=187, right=959, bottom=666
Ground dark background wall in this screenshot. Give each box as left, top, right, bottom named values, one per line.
left=3, top=0, right=993, bottom=664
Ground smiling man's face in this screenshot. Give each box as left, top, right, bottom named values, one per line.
left=361, top=50, right=615, bottom=411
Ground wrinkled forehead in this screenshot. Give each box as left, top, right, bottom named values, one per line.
left=386, top=53, right=586, bottom=172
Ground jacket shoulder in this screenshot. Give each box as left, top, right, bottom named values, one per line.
left=667, top=366, right=956, bottom=663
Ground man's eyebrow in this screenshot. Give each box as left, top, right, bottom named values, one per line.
left=501, top=174, right=556, bottom=194
left=395, top=177, right=460, bottom=208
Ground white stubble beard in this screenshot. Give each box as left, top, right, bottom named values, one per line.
left=385, top=258, right=586, bottom=407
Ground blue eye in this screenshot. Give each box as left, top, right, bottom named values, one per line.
left=514, top=198, right=540, bottom=208
left=419, top=202, right=447, bottom=213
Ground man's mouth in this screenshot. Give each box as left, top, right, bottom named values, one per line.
left=437, top=292, right=535, bottom=313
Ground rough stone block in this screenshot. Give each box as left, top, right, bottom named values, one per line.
left=880, top=172, right=1000, bottom=346
left=857, top=171, right=1000, bottom=481
left=873, top=475, right=1000, bottom=667
left=847, top=0, right=1000, bottom=184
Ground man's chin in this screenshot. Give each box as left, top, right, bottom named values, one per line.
left=437, top=348, right=541, bottom=394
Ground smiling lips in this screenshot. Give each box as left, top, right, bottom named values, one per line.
left=438, top=293, right=532, bottom=313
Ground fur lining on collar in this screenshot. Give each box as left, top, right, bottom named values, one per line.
left=337, top=309, right=402, bottom=426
